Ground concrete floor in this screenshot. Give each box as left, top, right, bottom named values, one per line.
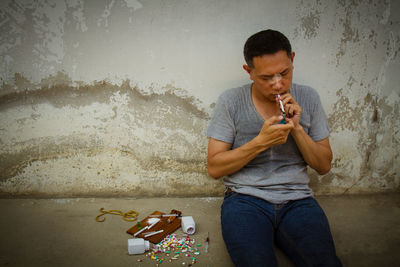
left=0, top=193, right=399, bottom=267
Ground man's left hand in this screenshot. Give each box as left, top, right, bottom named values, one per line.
left=279, top=93, right=302, bottom=129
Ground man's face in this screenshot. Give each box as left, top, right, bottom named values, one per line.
left=244, top=50, right=294, bottom=102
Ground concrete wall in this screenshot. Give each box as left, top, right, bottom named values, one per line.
left=0, top=0, right=399, bottom=197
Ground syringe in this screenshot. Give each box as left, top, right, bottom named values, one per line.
left=276, top=94, right=286, bottom=124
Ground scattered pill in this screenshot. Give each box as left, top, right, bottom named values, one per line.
left=135, top=234, right=204, bottom=265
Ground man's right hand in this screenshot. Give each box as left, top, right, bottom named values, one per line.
left=256, top=116, right=294, bottom=148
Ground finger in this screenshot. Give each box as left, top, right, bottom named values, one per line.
left=283, top=119, right=296, bottom=132
left=282, top=97, right=293, bottom=108
left=285, top=119, right=295, bottom=127
left=282, top=94, right=298, bottom=108
left=287, top=103, right=300, bottom=116
left=279, top=93, right=291, bottom=102
left=275, top=121, right=294, bottom=131
left=264, top=115, right=283, bottom=126
left=286, top=104, right=294, bottom=116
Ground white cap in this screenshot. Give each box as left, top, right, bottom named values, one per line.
left=181, top=216, right=196, bottom=234
left=144, top=240, right=150, bottom=250
left=128, top=238, right=150, bottom=255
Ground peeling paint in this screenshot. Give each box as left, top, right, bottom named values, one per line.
left=124, top=0, right=143, bottom=11
left=97, top=0, right=115, bottom=28
left=379, top=0, right=391, bottom=25
left=300, top=12, right=321, bottom=39
left=0, top=73, right=220, bottom=197
left=294, top=0, right=322, bottom=39
left=328, top=89, right=399, bottom=194
left=0, top=0, right=399, bottom=197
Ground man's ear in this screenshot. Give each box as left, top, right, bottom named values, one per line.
left=291, top=52, right=295, bottom=62
left=243, top=64, right=251, bottom=74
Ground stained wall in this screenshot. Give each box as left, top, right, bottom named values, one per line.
left=0, top=0, right=399, bottom=197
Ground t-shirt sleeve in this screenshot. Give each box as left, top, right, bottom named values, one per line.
left=205, top=94, right=235, bottom=144
left=308, top=93, right=330, bottom=141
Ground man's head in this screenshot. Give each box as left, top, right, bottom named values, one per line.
left=244, top=29, right=292, bottom=68
left=243, top=29, right=295, bottom=102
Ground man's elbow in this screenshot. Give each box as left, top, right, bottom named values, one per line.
left=316, top=162, right=332, bottom=175
left=207, top=167, right=222, bottom=179
left=207, top=157, right=224, bottom=179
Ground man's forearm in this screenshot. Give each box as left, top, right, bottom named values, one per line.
left=207, top=116, right=294, bottom=179
left=207, top=137, right=268, bottom=179
left=291, top=125, right=332, bottom=175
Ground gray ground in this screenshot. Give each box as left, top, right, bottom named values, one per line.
left=0, top=193, right=399, bottom=267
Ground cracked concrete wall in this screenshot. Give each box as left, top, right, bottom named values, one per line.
left=0, top=0, right=399, bottom=197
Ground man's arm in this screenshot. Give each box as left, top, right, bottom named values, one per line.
left=281, top=93, right=333, bottom=175
left=291, top=128, right=332, bottom=175
left=207, top=116, right=294, bottom=179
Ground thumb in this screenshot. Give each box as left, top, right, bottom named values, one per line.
left=264, top=115, right=283, bottom=126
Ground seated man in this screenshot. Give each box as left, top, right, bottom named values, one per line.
left=206, top=29, right=342, bottom=267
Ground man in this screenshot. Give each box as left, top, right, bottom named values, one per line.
left=206, top=29, right=342, bottom=266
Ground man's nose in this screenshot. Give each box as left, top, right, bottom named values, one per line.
left=270, top=75, right=282, bottom=84
left=271, top=76, right=283, bottom=89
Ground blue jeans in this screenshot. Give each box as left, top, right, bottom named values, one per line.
left=221, top=192, right=342, bottom=267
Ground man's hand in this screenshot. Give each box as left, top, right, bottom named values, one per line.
left=255, top=115, right=294, bottom=148
left=277, top=93, right=333, bottom=175
left=278, top=93, right=302, bottom=129
left=207, top=116, right=294, bottom=179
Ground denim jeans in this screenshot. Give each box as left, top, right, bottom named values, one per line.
left=221, top=192, right=342, bottom=267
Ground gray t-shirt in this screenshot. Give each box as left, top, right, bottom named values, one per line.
left=206, top=83, right=330, bottom=204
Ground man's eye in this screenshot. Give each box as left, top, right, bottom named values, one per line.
left=281, top=70, right=289, bottom=76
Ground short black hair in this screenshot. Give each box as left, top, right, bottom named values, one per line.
left=244, top=29, right=292, bottom=68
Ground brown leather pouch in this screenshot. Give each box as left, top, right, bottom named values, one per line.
left=126, top=209, right=182, bottom=244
